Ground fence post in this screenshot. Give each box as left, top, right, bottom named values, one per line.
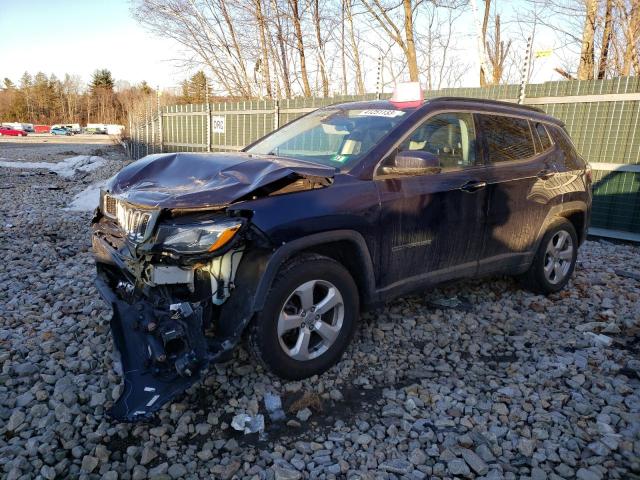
left=151, top=103, right=155, bottom=154
left=518, top=34, right=534, bottom=104
left=206, top=85, right=211, bottom=152
left=274, top=99, right=280, bottom=130
left=157, top=86, right=163, bottom=153
left=145, top=105, right=150, bottom=157
left=128, top=114, right=132, bottom=158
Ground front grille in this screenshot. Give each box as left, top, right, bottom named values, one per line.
left=109, top=200, right=157, bottom=242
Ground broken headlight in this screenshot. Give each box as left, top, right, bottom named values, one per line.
left=155, top=219, right=242, bottom=254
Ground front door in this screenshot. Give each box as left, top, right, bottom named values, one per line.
left=374, top=112, right=489, bottom=294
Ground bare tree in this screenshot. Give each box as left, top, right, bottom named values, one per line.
left=577, top=0, right=598, bottom=79
left=289, top=0, right=312, bottom=97
left=345, top=0, right=365, bottom=94
left=361, top=0, right=420, bottom=81
left=480, top=0, right=491, bottom=86
left=597, top=0, right=614, bottom=78
left=615, top=0, right=639, bottom=76
left=312, top=0, right=330, bottom=97
left=486, top=14, right=512, bottom=84
left=270, top=0, right=292, bottom=97
left=253, top=0, right=273, bottom=97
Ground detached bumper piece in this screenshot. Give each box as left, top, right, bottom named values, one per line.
left=96, top=275, right=211, bottom=422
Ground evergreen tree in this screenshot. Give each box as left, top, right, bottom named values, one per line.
left=180, top=71, right=210, bottom=104
left=90, top=69, right=115, bottom=91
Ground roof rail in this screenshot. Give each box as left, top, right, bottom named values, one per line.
left=427, top=96, right=545, bottom=113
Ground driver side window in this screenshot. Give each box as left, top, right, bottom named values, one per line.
left=399, top=112, right=478, bottom=172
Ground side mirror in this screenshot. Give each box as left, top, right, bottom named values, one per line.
left=381, top=150, right=441, bottom=176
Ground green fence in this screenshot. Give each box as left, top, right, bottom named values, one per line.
left=128, top=78, right=640, bottom=240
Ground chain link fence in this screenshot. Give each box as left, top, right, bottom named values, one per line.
left=127, top=78, right=640, bottom=240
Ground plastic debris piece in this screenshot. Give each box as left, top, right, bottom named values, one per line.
left=231, top=413, right=265, bottom=434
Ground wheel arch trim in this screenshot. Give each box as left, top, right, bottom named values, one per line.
left=251, top=230, right=377, bottom=312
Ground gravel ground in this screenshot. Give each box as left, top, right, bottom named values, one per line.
left=1, top=142, right=639, bottom=480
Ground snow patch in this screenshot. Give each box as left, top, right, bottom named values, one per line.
left=66, top=180, right=106, bottom=212
left=0, top=155, right=107, bottom=177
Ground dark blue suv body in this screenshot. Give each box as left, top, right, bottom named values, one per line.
left=92, top=97, right=591, bottom=421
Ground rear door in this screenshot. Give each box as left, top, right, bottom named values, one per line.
left=477, top=113, right=559, bottom=274
left=374, top=111, right=490, bottom=293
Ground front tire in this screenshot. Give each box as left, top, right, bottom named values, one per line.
left=249, top=254, right=359, bottom=380
left=519, top=218, right=578, bottom=294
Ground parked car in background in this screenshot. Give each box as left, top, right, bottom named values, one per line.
left=86, top=125, right=108, bottom=134
left=0, top=126, right=27, bottom=136
left=51, top=126, right=72, bottom=136
left=59, top=123, right=81, bottom=134
left=92, top=84, right=592, bottom=421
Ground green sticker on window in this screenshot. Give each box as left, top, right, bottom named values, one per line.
left=331, top=154, right=349, bottom=163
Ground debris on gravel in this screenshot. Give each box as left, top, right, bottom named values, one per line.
left=1, top=141, right=639, bottom=479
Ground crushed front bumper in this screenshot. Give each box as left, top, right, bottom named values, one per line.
left=95, top=272, right=222, bottom=421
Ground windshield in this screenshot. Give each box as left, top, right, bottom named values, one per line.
left=246, top=107, right=409, bottom=167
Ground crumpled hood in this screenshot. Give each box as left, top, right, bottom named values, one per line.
left=106, top=152, right=336, bottom=209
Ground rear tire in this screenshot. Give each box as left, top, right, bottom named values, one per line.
left=519, top=218, right=578, bottom=294
left=249, top=253, right=359, bottom=380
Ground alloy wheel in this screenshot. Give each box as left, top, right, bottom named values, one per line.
left=543, top=230, right=574, bottom=284
left=277, top=279, right=344, bottom=361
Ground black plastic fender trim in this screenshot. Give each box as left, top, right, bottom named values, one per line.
left=250, top=229, right=377, bottom=312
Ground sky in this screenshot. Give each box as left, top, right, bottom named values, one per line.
left=0, top=0, right=183, bottom=88
left=0, top=0, right=566, bottom=93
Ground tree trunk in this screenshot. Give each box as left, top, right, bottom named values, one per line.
left=313, top=0, right=329, bottom=97
left=598, top=0, right=613, bottom=79
left=254, top=0, right=272, bottom=98
left=402, top=0, right=419, bottom=82
left=290, top=0, right=312, bottom=97
left=346, top=0, right=365, bottom=95
left=271, top=0, right=292, bottom=98
left=621, top=0, right=639, bottom=76
left=577, top=0, right=598, bottom=80
left=480, top=0, right=490, bottom=86
left=219, top=0, right=253, bottom=97
left=341, top=0, right=347, bottom=95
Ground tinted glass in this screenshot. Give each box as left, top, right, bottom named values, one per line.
left=397, top=112, right=478, bottom=171
left=549, top=125, right=583, bottom=170
left=535, top=123, right=552, bottom=151
left=480, top=114, right=535, bottom=162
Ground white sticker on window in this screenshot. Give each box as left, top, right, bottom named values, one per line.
left=358, top=109, right=405, bottom=118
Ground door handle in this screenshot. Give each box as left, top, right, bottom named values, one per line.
left=460, top=180, right=487, bottom=193
left=537, top=169, right=555, bottom=180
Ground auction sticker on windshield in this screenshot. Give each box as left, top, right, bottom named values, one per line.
left=358, top=109, right=405, bottom=117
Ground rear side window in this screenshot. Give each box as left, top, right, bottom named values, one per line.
left=549, top=125, right=584, bottom=170
left=479, top=114, right=536, bottom=162
left=534, top=122, right=553, bottom=152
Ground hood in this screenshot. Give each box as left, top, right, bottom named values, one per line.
left=107, top=152, right=336, bottom=209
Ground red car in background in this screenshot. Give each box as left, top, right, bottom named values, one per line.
left=0, top=127, right=27, bottom=136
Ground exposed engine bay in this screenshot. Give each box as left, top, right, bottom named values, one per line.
left=93, top=210, right=253, bottom=421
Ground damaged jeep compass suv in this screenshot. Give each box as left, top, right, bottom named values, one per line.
left=92, top=92, right=591, bottom=421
